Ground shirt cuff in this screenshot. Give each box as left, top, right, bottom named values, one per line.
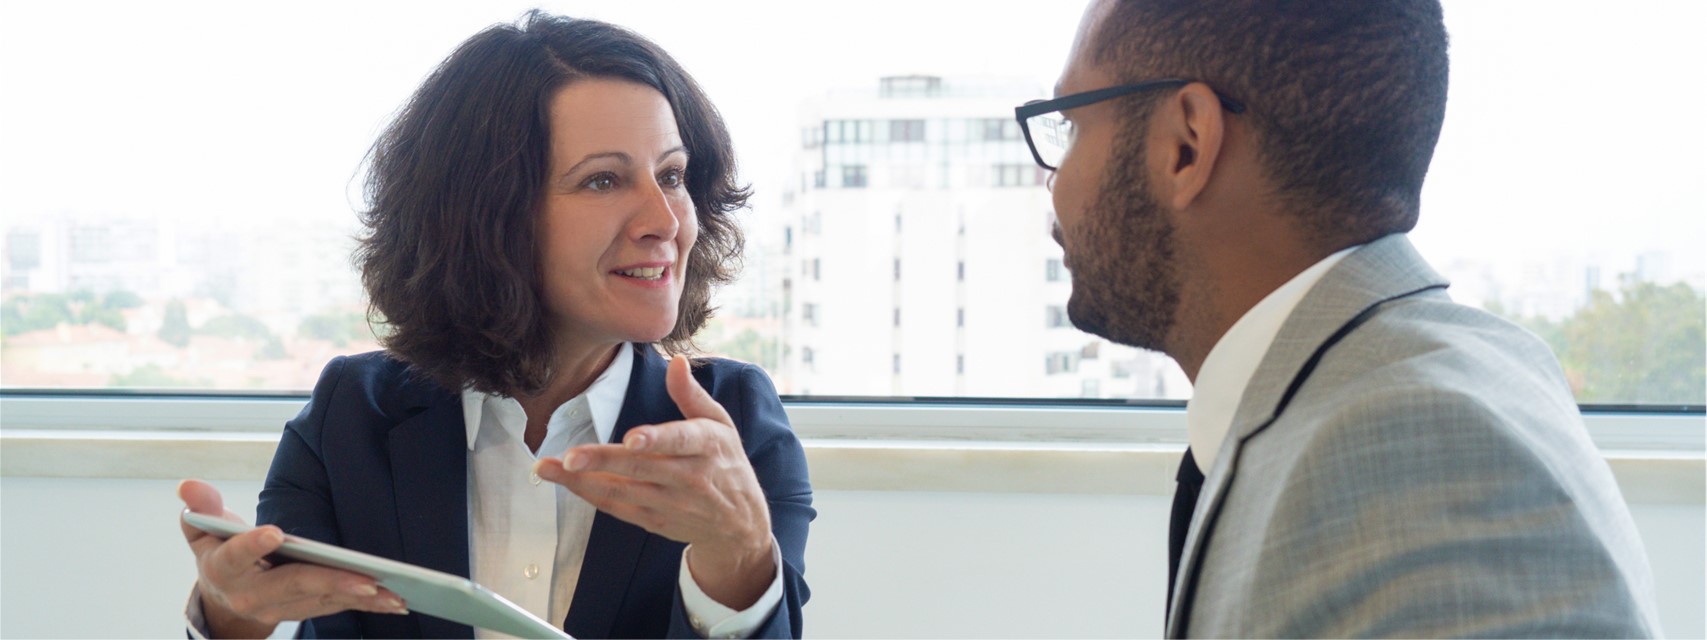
left=185, top=585, right=300, bottom=639
left=677, top=539, right=784, bottom=639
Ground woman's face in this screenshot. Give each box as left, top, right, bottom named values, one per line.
left=538, top=78, right=697, bottom=348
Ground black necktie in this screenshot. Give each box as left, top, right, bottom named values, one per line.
left=1167, top=448, right=1205, bottom=611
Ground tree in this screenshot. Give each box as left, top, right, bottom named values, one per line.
left=298, top=310, right=379, bottom=347
left=1499, top=279, right=1706, bottom=406
left=2, top=294, right=73, bottom=336
left=159, top=299, right=192, bottom=347
left=198, top=314, right=274, bottom=341
left=1555, top=280, right=1705, bottom=405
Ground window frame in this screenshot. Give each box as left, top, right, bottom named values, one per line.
left=0, top=392, right=1700, bottom=454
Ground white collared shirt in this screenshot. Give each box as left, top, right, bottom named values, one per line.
left=1186, top=247, right=1359, bottom=473
left=188, top=343, right=782, bottom=639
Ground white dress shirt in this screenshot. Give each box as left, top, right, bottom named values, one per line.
left=1186, top=247, right=1359, bottom=473
left=188, top=343, right=782, bottom=639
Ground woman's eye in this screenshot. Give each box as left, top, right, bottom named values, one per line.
left=584, top=173, right=618, bottom=192
left=659, top=167, right=685, bottom=189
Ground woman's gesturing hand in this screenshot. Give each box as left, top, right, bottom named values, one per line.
left=535, top=355, right=776, bottom=610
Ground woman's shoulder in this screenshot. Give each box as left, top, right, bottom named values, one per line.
left=300, top=350, right=456, bottom=425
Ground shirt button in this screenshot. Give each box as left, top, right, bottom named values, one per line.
left=524, top=563, right=540, bottom=579
left=528, top=472, right=542, bottom=486
left=689, top=615, right=704, bottom=630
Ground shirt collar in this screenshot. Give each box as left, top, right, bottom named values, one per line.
left=1186, top=246, right=1359, bottom=472
left=460, top=343, right=635, bottom=451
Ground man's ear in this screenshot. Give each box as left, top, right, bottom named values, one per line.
left=1158, top=83, right=1227, bottom=210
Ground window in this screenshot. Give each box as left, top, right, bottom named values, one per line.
left=980, top=118, right=1019, bottom=141
left=893, top=307, right=901, bottom=327
left=889, top=119, right=926, bottom=142
left=1045, top=351, right=1078, bottom=375
left=894, top=258, right=902, bottom=281
left=1047, top=305, right=1069, bottom=328
left=842, top=165, right=868, bottom=188
left=1, top=1, right=1700, bottom=411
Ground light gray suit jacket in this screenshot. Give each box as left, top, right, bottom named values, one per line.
left=1167, top=234, right=1662, bottom=638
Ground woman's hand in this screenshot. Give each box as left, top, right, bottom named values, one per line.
left=177, top=480, right=408, bottom=638
left=535, top=355, right=776, bottom=610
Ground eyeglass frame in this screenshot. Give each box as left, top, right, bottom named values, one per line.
left=1014, top=79, right=1247, bottom=171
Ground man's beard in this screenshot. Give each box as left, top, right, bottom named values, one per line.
left=1063, top=126, right=1180, bottom=353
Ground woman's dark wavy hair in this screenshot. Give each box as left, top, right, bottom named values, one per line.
left=357, top=11, right=748, bottom=397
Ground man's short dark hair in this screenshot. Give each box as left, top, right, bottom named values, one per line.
left=1093, top=0, right=1449, bottom=246
left=357, top=11, right=748, bottom=397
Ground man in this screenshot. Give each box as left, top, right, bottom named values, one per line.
left=1017, top=0, right=1662, bottom=636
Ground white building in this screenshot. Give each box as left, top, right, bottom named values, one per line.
left=776, top=76, right=1188, bottom=399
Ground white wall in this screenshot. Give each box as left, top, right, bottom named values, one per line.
left=2, top=478, right=1702, bottom=639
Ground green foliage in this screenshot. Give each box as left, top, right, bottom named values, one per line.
left=103, top=290, right=144, bottom=309
left=199, top=314, right=274, bottom=341
left=1, top=289, right=136, bottom=336
left=260, top=336, right=288, bottom=360
left=1500, top=279, right=1706, bottom=406
left=298, top=310, right=379, bottom=347
left=708, top=327, right=779, bottom=371
left=159, top=299, right=192, bottom=348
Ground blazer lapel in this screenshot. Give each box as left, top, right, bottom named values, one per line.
left=1165, top=234, right=1451, bottom=638
left=565, top=345, right=683, bottom=639
left=387, top=389, right=473, bottom=639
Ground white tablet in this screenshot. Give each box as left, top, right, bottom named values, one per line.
left=182, top=509, right=571, bottom=639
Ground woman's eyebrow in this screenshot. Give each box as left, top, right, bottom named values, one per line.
left=560, top=151, right=631, bottom=179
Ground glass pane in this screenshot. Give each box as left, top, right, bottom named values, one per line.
left=1, top=1, right=1701, bottom=407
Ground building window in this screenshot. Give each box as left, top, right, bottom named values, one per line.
left=892, top=353, right=901, bottom=374
left=842, top=165, right=868, bottom=188
left=957, top=261, right=965, bottom=282
left=980, top=118, right=1019, bottom=141
left=813, top=258, right=821, bottom=281
left=889, top=119, right=926, bottom=142
left=1045, top=258, right=1064, bottom=282
left=993, top=164, right=1041, bottom=187
left=802, top=303, right=818, bottom=327
left=894, top=258, right=901, bottom=281
left=1047, top=305, right=1069, bottom=328
left=802, top=346, right=815, bottom=366
left=956, top=354, right=965, bottom=375
left=957, top=307, right=964, bottom=327
left=893, top=307, right=901, bottom=327
left=1045, top=351, right=1078, bottom=375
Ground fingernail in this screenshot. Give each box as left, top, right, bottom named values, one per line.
left=565, top=453, right=587, bottom=471
left=626, top=433, right=648, bottom=450
left=261, top=528, right=284, bottom=547
left=347, top=583, right=379, bottom=597
left=387, top=598, right=408, bottom=614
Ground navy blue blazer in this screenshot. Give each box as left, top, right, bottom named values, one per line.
left=257, top=344, right=814, bottom=638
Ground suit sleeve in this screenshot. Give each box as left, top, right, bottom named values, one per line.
left=254, top=356, right=363, bottom=639
left=1257, top=389, right=1653, bottom=638
left=667, top=362, right=814, bottom=639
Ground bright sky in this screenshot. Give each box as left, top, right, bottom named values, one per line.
left=2, top=0, right=1702, bottom=284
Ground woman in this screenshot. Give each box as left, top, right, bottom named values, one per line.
left=176, top=12, right=812, bottom=639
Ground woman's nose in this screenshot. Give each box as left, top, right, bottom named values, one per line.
left=630, top=180, right=681, bottom=241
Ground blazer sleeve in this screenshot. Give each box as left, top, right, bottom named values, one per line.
left=1257, top=388, right=1654, bottom=638
left=255, top=356, right=364, bottom=639
left=667, top=361, right=815, bottom=639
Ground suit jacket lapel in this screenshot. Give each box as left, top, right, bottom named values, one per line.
left=387, top=387, right=473, bottom=639
left=565, top=345, right=683, bottom=639
left=1165, top=234, right=1450, bottom=637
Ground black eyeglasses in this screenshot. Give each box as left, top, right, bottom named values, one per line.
left=1014, top=79, right=1247, bottom=171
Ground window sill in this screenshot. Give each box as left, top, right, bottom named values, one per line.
left=2, top=429, right=1700, bottom=504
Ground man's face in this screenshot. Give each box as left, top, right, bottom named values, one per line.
left=1050, top=2, right=1181, bottom=352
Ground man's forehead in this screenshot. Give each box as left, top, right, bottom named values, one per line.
left=1057, top=0, right=1120, bottom=97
